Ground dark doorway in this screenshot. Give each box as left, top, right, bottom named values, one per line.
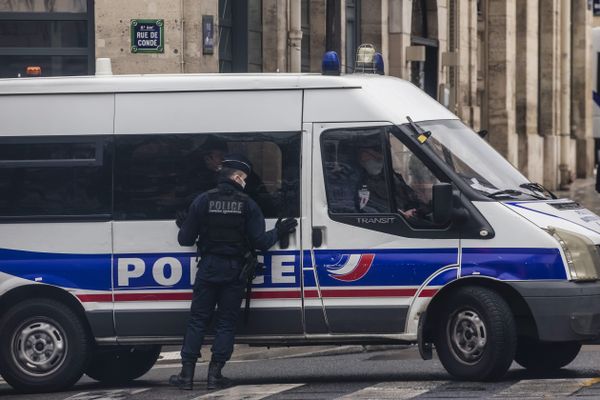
left=410, top=0, right=439, bottom=99
left=219, top=0, right=263, bottom=73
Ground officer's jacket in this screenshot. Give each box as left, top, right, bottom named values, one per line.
left=178, top=178, right=278, bottom=282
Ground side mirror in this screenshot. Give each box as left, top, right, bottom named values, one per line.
left=478, top=129, right=488, bottom=139
left=433, top=183, right=453, bottom=225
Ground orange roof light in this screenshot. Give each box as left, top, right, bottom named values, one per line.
left=26, top=66, right=42, bottom=77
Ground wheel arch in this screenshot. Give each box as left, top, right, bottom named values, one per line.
left=423, top=277, right=538, bottom=343
left=0, top=284, right=95, bottom=344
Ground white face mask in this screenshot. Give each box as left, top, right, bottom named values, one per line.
left=363, top=159, right=383, bottom=175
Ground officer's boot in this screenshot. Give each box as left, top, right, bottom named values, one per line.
left=206, top=361, right=232, bottom=390
left=169, top=361, right=195, bottom=390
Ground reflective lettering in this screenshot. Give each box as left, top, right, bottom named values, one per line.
left=117, top=258, right=145, bottom=286
left=152, top=257, right=182, bottom=286
left=272, top=255, right=295, bottom=284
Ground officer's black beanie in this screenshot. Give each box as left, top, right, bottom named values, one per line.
left=222, top=153, right=252, bottom=175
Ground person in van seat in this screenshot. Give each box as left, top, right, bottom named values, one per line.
left=356, top=145, right=429, bottom=220
left=169, top=154, right=297, bottom=391
left=188, top=138, right=274, bottom=211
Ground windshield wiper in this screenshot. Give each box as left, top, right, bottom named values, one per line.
left=486, top=189, right=524, bottom=199
left=519, top=182, right=557, bottom=199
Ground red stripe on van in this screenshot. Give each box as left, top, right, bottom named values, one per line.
left=77, top=288, right=438, bottom=303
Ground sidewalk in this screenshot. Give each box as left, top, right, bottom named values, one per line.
left=555, top=177, right=600, bottom=215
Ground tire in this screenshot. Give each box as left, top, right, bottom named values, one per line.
left=434, top=286, right=517, bottom=381
left=85, top=345, right=161, bottom=384
left=515, top=338, right=581, bottom=372
left=0, top=298, right=91, bottom=393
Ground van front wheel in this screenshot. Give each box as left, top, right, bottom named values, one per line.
left=85, top=345, right=161, bottom=384
left=515, top=338, right=581, bottom=372
left=435, top=286, right=517, bottom=381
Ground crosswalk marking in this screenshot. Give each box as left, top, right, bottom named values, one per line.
left=158, top=351, right=181, bottom=361
left=64, top=388, right=150, bottom=400
left=335, top=381, right=448, bottom=400
left=492, top=378, right=589, bottom=398
left=192, top=383, right=304, bottom=400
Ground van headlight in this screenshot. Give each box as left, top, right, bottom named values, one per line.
left=548, top=227, right=600, bottom=281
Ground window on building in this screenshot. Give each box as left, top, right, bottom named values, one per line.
left=345, top=0, right=361, bottom=73
left=301, top=0, right=311, bottom=72
left=0, top=136, right=112, bottom=218
left=219, top=0, right=263, bottom=73
left=321, top=126, right=437, bottom=228
left=114, top=132, right=300, bottom=220
left=0, top=0, right=94, bottom=77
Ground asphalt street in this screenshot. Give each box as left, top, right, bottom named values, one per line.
left=3, top=345, right=600, bottom=399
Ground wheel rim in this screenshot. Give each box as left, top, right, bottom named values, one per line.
left=11, top=318, right=67, bottom=377
left=447, top=308, right=487, bottom=365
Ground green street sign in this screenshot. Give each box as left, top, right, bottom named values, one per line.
left=131, top=19, right=164, bottom=53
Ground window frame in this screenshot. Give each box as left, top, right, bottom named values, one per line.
left=319, top=125, right=465, bottom=239
left=113, top=131, right=301, bottom=221
left=0, top=0, right=95, bottom=77
left=0, top=134, right=113, bottom=222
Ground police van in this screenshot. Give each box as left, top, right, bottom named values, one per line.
left=2, top=53, right=600, bottom=393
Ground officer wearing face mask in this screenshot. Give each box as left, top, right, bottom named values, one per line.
left=170, top=154, right=297, bottom=391
left=356, top=146, right=424, bottom=219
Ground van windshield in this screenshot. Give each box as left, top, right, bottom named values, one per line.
left=404, top=119, right=552, bottom=200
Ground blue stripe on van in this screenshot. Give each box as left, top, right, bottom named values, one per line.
left=0, top=247, right=566, bottom=293
left=0, top=248, right=111, bottom=291
left=461, top=247, right=566, bottom=280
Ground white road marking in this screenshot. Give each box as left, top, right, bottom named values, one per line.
left=335, top=381, right=448, bottom=400
left=158, top=351, right=180, bottom=361
left=493, top=378, right=589, bottom=398
left=64, top=388, right=150, bottom=400
left=0, top=378, right=5, bottom=385
left=191, top=383, right=304, bottom=400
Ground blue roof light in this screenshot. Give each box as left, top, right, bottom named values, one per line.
left=322, top=51, right=341, bottom=76
left=374, top=52, right=384, bottom=75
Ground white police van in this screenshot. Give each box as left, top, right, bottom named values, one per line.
left=2, top=53, right=600, bottom=393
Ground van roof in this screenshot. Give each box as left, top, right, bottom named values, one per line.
left=0, top=73, right=459, bottom=125
left=0, top=73, right=365, bottom=95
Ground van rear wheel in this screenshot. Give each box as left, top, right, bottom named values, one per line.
left=85, top=345, right=161, bottom=384
left=0, top=299, right=91, bottom=393
left=435, top=286, right=517, bottom=381
left=515, top=338, right=581, bottom=372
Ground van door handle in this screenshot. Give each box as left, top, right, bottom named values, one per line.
left=312, top=227, right=323, bottom=248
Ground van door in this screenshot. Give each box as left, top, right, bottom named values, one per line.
left=308, top=122, right=460, bottom=334
left=111, top=130, right=304, bottom=338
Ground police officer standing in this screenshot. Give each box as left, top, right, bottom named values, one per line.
left=169, top=154, right=297, bottom=390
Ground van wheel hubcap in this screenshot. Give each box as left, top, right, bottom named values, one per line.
left=12, top=319, right=67, bottom=377
left=447, top=309, right=487, bottom=364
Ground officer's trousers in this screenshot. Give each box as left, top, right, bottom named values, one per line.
left=180, top=277, right=246, bottom=364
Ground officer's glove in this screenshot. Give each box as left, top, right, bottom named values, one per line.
left=276, top=218, right=297, bottom=237
left=175, top=210, right=188, bottom=228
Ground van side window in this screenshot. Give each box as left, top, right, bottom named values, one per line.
left=321, top=127, right=392, bottom=214
left=322, top=127, right=439, bottom=229
left=0, top=136, right=112, bottom=218
left=389, top=132, right=438, bottom=227
left=114, top=132, right=300, bottom=220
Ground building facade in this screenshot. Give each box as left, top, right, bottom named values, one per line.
left=0, top=0, right=594, bottom=189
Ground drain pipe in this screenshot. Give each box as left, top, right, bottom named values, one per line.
left=289, top=0, right=302, bottom=72
left=559, top=0, right=571, bottom=189
left=180, top=0, right=185, bottom=73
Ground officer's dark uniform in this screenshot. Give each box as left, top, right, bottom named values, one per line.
left=169, top=154, right=296, bottom=390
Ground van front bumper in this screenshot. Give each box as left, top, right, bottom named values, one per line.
left=509, top=281, right=600, bottom=342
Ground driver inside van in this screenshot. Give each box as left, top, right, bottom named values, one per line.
left=356, top=145, right=429, bottom=221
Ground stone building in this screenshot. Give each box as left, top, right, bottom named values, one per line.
left=0, top=0, right=594, bottom=189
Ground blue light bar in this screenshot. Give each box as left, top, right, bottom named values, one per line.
left=374, top=52, right=384, bottom=75
left=322, top=51, right=341, bottom=76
